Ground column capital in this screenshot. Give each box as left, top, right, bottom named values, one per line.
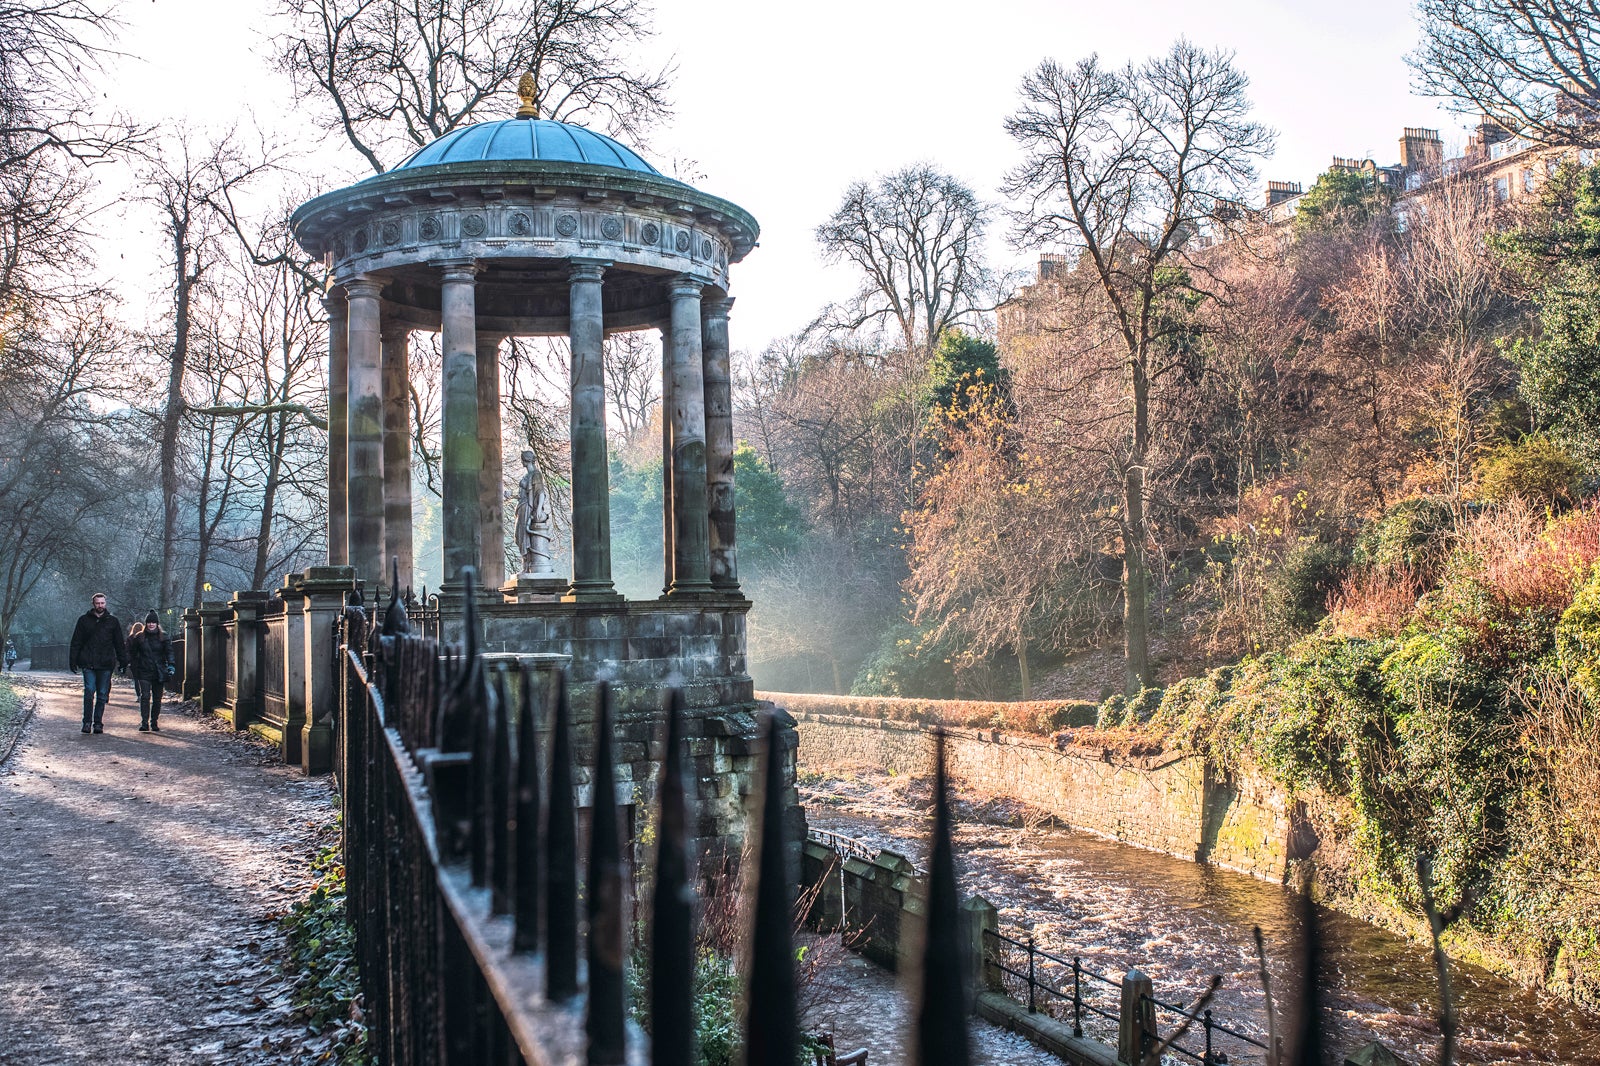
left=569, top=257, right=611, bottom=283
left=432, top=257, right=480, bottom=283
left=702, top=295, right=735, bottom=321
left=341, top=274, right=385, bottom=300
left=667, top=273, right=711, bottom=299
left=476, top=333, right=507, bottom=354
left=321, top=289, right=348, bottom=315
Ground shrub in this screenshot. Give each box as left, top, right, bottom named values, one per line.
left=1474, top=435, right=1586, bottom=508
left=1326, top=567, right=1423, bottom=638
left=1096, top=693, right=1128, bottom=730
left=850, top=620, right=957, bottom=698
left=1126, top=686, right=1165, bottom=726
left=1266, top=540, right=1349, bottom=635
left=1353, top=496, right=1456, bottom=581
left=1557, top=563, right=1600, bottom=704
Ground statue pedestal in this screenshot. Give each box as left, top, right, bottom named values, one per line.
left=501, top=573, right=566, bottom=603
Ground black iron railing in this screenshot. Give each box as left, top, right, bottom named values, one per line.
left=1142, top=991, right=1272, bottom=1065
left=334, top=567, right=977, bottom=1065
left=983, top=927, right=1121, bottom=1037
left=807, top=827, right=884, bottom=866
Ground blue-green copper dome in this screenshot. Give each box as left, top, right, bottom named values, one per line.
left=390, top=118, right=663, bottom=176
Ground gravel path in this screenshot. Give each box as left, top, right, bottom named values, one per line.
left=0, top=673, right=337, bottom=1065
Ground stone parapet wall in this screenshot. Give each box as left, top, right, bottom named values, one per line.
left=780, top=703, right=1295, bottom=883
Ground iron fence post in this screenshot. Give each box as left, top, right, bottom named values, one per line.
left=1203, top=1007, right=1213, bottom=1065
left=1027, top=936, right=1036, bottom=1014
left=1073, top=957, right=1083, bottom=1037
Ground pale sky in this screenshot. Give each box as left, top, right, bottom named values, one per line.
left=98, top=0, right=1464, bottom=354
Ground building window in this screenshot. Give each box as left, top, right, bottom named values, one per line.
left=1523, top=168, right=1536, bottom=193
left=1494, top=176, right=1510, bottom=202
left=1583, top=149, right=1596, bottom=167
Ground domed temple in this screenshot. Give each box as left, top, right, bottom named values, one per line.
left=287, top=82, right=792, bottom=857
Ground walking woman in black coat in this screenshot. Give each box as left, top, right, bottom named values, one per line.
left=128, top=611, right=174, bottom=732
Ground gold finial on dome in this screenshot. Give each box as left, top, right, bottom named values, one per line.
left=516, top=72, right=539, bottom=119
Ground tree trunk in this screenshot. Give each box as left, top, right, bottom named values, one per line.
left=1017, top=635, right=1032, bottom=701
left=160, top=219, right=193, bottom=610
left=251, top=410, right=286, bottom=589
left=1124, top=345, right=1152, bottom=695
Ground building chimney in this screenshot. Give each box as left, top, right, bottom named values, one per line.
left=1265, top=180, right=1303, bottom=207
left=1398, top=127, right=1442, bottom=172
left=1037, top=252, right=1067, bottom=282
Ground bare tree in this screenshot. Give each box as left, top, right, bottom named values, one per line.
left=603, top=330, right=658, bottom=442
left=1411, top=0, right=1600, bottom=149
left=0, top=303, right=139, bottom=646
left=274, top=0, right=672, bottom=174
left=138, top=128, right=276, bottom=609
left=814, top=163, right=996, bottom=365
left=0, top=0, right=134, bottom=172
left=1003, top=39, right=1273, bottom=693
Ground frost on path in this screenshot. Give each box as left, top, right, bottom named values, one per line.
left=0, top=674, right=336, bottom=1065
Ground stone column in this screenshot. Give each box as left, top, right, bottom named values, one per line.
left=477, top=333, right=507, bottom=590
left=344, top=276, right=386, bottom=586
left=565, top=258, right=619, bottom=601
left=324, top=291, right=349, bottom=566
left=381, top=322, right=414, bottom=588
left=298, top=565, right=357, bottom=774
left=229, top=590, right=270, bottom=732
left=659, top=319, right=675, bottom=594
left=198, top=601, right=229, bottom=714
left=702, top=296, right=738, bottom=593
left=181, top=607, right=202, bottom=700
left=666, top=274, right=713, bottom=596
left=438, top=259, right=482, bottom=589
left=279, top=577, right=309, bottom=766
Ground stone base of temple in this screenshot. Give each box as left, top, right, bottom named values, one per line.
left=429, top=595, right=800, bottom=867
left=500, top=573, right=567, bottom=603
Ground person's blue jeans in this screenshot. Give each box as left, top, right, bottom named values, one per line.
left=81, top=668, right=112, bottom=726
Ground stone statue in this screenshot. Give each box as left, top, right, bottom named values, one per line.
left=514, top=450, right=555, bottom=575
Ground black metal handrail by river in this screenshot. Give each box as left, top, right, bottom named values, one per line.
left=981, top=927, right=1272, bottom=1064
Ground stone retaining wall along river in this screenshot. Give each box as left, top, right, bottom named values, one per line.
left=767, top=695, right=1299, bottom=883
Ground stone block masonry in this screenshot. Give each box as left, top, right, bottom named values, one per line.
left=779, top=703, right=1298, bottom=883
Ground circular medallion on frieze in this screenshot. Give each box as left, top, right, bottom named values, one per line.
left=420, top=216, right=442, bottom=241
left=351, top=229, right=369, bottom=253
left=555, top=214, right=579, bottom=237
left=380, top=221, right=401, bottom=246
left=641, top=221, right=660, bottom=244
left=461, top=213, right=486, bottom=237
left=508, top=212, right=531, bottom=236
left=601, top=217, right=623, bottom=240
left=675, top=230, right=691, bottom=252
left=701, top=238, right=714, bottom=259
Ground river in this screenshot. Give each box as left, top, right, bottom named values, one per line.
left=801, top=771, right=1600, bottom=1066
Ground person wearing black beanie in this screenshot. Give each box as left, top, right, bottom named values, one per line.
left=127, top=611, right=174, bottom=732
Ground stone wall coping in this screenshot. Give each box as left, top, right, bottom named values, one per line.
left=784, top=708, right=1192, bottom=773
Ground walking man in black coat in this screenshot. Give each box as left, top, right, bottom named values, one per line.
left=128, top=611, right=174, bottom=732
left=68, top=593, right=127, bottom=734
